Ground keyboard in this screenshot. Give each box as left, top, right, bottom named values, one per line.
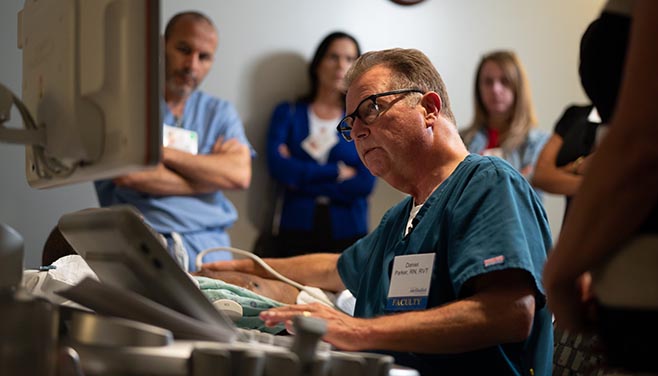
left=60, top=310, right=419, bottom=376
left=553, top=326, right=605, bottom=376
left=52, top=207, right=420, bottom=375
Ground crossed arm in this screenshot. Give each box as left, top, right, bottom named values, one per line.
left=532, top=134, right=589, bottom=196
left=203, top=255, right=536, bottom=353
left=113, top=137, right=251, bottom=195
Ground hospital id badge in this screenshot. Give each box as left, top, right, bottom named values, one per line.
left=163, top=124, right=198, bottom=154
left=386, top=253, right=435, bottom=311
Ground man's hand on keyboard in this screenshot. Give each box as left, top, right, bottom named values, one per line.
left=259, top=302, right=370, bottom=352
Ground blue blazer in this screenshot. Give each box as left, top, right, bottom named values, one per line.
left=266, top=101, right=376, bottom=239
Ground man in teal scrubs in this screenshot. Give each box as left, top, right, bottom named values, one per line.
left=204, top=48, right=553, bottom=375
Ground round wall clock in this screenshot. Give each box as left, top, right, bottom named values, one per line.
left=390, top=0, right=426, bottom=5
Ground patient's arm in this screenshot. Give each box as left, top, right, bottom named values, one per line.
left=192, top=269, right=300, bottom=305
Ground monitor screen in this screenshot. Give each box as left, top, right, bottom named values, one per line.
left=16, top=0, right=161, bottom=188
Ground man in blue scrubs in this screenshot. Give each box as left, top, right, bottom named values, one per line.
left=204, top=48, right=553, bottom=375
left=95, top=12, right=253, bottom=271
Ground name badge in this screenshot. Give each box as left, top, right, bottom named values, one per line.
left=386, top=253, right=435, bottom=311
left=163, top=124, right=198, bottom=154
left=301, top=127, right=338, bottom=163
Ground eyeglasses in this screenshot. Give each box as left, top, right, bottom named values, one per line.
left=336, top=88, right=424, bottom=142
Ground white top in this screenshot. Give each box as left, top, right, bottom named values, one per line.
left=405, top=201, right=424, bottom=236
left=588, top=107, right=602, bottom=124
left=303, top=108, right=340, bottom=164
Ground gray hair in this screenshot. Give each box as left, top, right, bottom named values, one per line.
left=344, top=48, right=455, bottom=124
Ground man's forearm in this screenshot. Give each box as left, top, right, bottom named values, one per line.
left=163, top=144, right=251, bottom=191
left=358, top=288, right=535, bottom=354
left=113, top=164, right=199, bottom=195
left=264, top=254, right=344, bottom=292
left=205, top=253, right=344, bottom=292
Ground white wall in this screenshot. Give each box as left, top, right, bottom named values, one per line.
left=0, top=0, right=604, bottom=267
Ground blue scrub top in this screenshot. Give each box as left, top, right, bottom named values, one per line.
left=338, top=154, right=553, bottom=375
left=95, top=90, right=255, bottom=269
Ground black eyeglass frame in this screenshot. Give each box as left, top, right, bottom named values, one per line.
left=336, top=88, right=424, bottom=141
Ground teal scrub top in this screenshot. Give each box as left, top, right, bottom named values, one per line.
left=337, top=154, right=553, bottom=376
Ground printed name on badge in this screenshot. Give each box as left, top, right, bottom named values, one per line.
left=386, top=253, right=435, bottom=311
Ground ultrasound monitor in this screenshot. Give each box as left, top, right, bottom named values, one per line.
left=0, top=0, right=240, bottom=342
left=57, top=206, right=238, bottom=342
left=0, top=0, right=162, bottom=188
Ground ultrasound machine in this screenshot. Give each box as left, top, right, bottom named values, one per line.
left=0, top=0, right=419, bottom=374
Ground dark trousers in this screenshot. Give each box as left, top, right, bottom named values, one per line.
left=273, top=203, right=365, bottom=258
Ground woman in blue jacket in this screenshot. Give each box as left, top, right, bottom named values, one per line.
left=266, top=32, right=375, bottom=257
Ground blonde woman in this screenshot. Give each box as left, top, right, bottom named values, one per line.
left=461, top=50, right=548, bottom=186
